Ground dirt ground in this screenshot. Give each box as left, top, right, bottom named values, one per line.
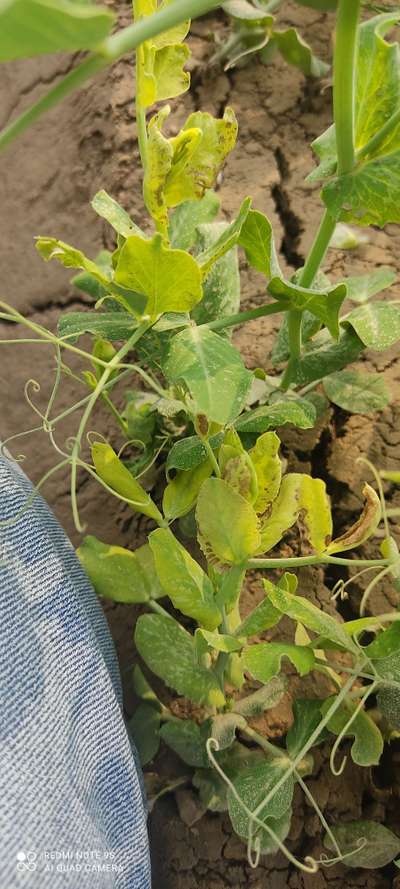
left=1, top=2, right=400, bottom=886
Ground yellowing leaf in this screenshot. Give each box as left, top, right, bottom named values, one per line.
left=162, top=460, right=213, bottom=521
left=196, top=478, right=260, bottom=565
left=300, top=476, right=332, bottom=555
left=114, top=233, right=202, bottom=316
left=134, top=0, right=190, bottom=108
left=92, top=442, right=162, bottom=523
left=77, top=536, right=164, bottom=603
left=257, top=473, right=303, bottom=554
left=149, top=528, right=221, bottom=630
left=168, top=108, right=238, bottom=203
left=326, top=483, right=381, bottom=554
left=144, top=107, right=201, bottom=230
left=36, top=237, right=109, bottom=286
left=249, top=431, right=282, bottom=515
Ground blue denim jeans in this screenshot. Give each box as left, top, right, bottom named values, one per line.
left=0, top=454, right=151, bottom=888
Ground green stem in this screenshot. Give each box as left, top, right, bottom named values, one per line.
left=357, top=107, right=400, bottom=161
left=280, top=310, right=302, bottom=391
left=246, top=555, right=391, bottom=569
left=0, top=0, right=220, bottom=151
left=297, top=209, right=337, bottom=290
left=204, top=301, right=287, bottom=333
left=203, top=438, right=221, bottom=477
left=241, top=725, right=284, bottom=759
left=148, top=599, right=172, bottom=618
left=101, top=392, right=128, bottom=434
left=333, top=0, right=361, bottom=176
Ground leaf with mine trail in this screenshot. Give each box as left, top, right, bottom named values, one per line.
left=77, top=535, right=164, bottom=603
left=227, top=758, right=294, bottom=852
left=160, top=720, right=209, bottom=767
left=324, top=369, right=391, bottom=414
left=135, top=613, right=225, bottom=708
left=169, top=191, right=221, bottom=251
left=344, top=302, right=400, bottom=352
left=191, top=221, right=240, bottom=327
left=268, top=277, right=347, bottom=340
left=91, top=190, right=143, bottom=238
left=58, top=311, right=138, bottom=343
left=238, top=208, right=281, bottom=278
left=196, top=198, right=252, bottom=275
left=243, top=641, right=315, bottom=682
left=149, top=528, right=221, bottom=630
left=324, top=822, right=400, bottom=869
left=92, top=442, right=163, bottom=522
left=344, top=267, right=397, bottom=304
left=163, top=326, right=252, bottom=425
left=162, top=460, right=213, bottom=522
left=322, top=697, right=384, bottom=767
left=233, top=676, right=287, bottom=717
left=129, top=703, right=161, bottom=765
left=167, top=108, right=238, bottom=204
left=0, top=0, right=114, bottom=60
left=115, top=233, right=203, bottom=316
left=326, top=483, right=381, bottom=554
left=267, top=585, right=359, bottom=654
left=196, top=478, right=261, bottom=565
left=310, top=15, right=400, bottom=227
left=257, top=473, right=303, bottom=554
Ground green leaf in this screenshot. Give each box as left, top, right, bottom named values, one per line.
left=322, top=697, right=383, bottom=767
left=149, top=528, right=221, bottom=630
left=238, top=208, right=281, bottom=278
left=135, top=613, right=225, bottom=708
left=311, top=15, right=400, bottom=227
left=364, top=622, right=400, bottom=683
left=196, top=477, right=260, bottom=565
left=163, top=327, right=252, bottom=425
left=58, top=311, right=137, bottom=343
left=191, top=222, right=240, bottom=326
left=198, top=629, right=243, bottom=653
left=133, top=665, right=162, bottom=709
left=273, top=27, right=329, bottom=78
left=160, top=719, right=209, bottom=767
left=235, top=398, right=316, bottom=433
left=196, top=198, right=252, bottom=275
left=233, top=676, right=287, bottom=717
left=324, top=369, right=391, bottom=414
left=215, top=565, right=246, bottom=614
left=167, top=433, right=223, bottom=472
left=326, top=483, right=381, bottom=555
left=114, top=233, right=202, bottom=316
left=344, top=302, right=400, bottom=352
left=243, top=641, right=315, bottom=683
left=77, top=535, right=161, bottom=604
left=71, top=249, right=112, bottom=300
left=227, top=758, right=294, bottom=851
left=235, top=578, right=282, bottom=637
left=129, top=703, right=161, bottom=766
left=162, top=460, right=213, bottom=521
left=268, top=277, right=347, bottom=340
left=344, top=267, right=397, bottom=304
left=267, top=585, right=359, bottom=654
left=377, top=686, right=400, bottom=731
left=324, top=822, right=400, bottom=869
left=290, top=328, right=365, bottom=387
left=91, top=190, right=143, bottom=238
left=286, top=699, right=324, bottom=757
left=0, top=0, right=114, bottom=60
left=92, top=442, right=163, bottom=523
left=169, top=191, right=221, bottom=251
left=249, top=431, right=282, bottom=515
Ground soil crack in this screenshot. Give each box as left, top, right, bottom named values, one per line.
left=272, top=146, right=304, bottom=270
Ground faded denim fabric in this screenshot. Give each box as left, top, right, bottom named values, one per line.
left=0, top=454, right=151, bottom=889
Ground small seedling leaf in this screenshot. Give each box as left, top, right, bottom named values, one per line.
left=273, top=27, right=329, bottom=78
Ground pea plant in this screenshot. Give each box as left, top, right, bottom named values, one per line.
left=2, top=0, right=400, bottom=873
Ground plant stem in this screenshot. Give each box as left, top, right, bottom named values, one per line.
left=0, top=0, right=220, bottom=151
left=204, top=301, right=286, bottom=332
left=203, top=438, right=221, bottom=477
left=297, top=209, right=337, bottom=290
left=280, top=310, right=302, bottom=391
left=246, top=555, right=391, bottom=569
left=148, top=599, right=172, bottom=618
left=241, top=724, right=285, bottom=759
left=333, top=0, right=361, bottom=176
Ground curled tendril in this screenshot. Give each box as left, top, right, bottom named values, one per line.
left=316, top=838, right=367, bottom=868
left=117, top=438, right=146, bottom=459
left=24, top=379, right=46, bottom=421
left=331, top=565, right=384, bottom=604
left=206, top=739, right=319, bottom=874
left=0, top=426, right=44, bottom=462
left=247, top=834, right=260, bottom=869
left=87, top=430, right=108, bottom=448
left=135, top=436, right=169, bottom=481
left=329, top=682, right=378, bottom=777
left=359, top=563, right=397, bottom=616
